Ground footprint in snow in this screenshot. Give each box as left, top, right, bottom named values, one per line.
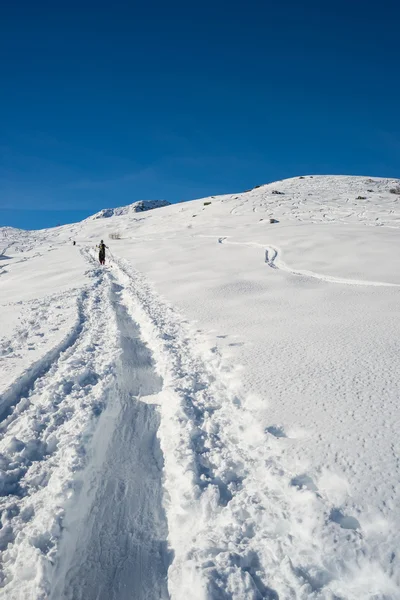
left=265, top=425, right=287, bottom=438
left=290, top=474, right=318, bottom=492
left=329, top=508, right=360, bottom=530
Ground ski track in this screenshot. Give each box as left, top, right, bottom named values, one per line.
left=218, top=237, right=400, bottom=287
left=264, top=244, right=400, bottom=287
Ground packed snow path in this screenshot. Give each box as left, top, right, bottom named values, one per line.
left=52, top=279, right=169, bottom=600
left=0, top=257, right=170, bottom=599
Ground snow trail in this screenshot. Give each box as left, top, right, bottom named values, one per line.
left=0, top=267, right=120, bottom=599
left=51, top=277, right=169, bottom=600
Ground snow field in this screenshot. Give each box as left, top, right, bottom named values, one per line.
left=109, top=256, right=400, bottom=599
left=1, top=175, right=400, bottom=598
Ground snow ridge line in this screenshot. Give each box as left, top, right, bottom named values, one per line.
left=0, top=266, right=120, bottom=599
left=0, top=291, right=87, bottom=427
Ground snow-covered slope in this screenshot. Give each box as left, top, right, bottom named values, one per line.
left=1, top=175, right=400, bottom=599
left=89, top=199, right=170, bottom=220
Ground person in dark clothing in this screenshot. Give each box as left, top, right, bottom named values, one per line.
left=99, top=240, right=107, bottom=265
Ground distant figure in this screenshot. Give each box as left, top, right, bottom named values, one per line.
left=99, top=240, right=107, bottom=265
left=73, top=240, right=76, bottom=246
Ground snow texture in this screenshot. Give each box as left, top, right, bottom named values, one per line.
left=1, top=175, right=400, bottom=599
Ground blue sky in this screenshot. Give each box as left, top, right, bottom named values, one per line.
left=1, top=0, right=399, bottom=229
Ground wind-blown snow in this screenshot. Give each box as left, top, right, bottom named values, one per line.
left=1, top=175, right=400, bottom=599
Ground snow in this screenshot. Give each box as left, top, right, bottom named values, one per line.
left=89, top=200, right=171, bottom=220
left=1, top=175, right=400, bottom=599
left=51, top=280, right=168, bottom=600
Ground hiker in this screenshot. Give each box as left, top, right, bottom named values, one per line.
left=99, top=239, right=107, bottom=265
left=73, top=241, right=76, bottom=246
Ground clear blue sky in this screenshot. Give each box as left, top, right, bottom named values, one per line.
left=1, top=0, right=399, bottom=229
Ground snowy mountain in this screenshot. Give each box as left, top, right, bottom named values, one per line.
left=1, top=175, right=400, bottom=599
left=89, top=199, right=171, bottom=220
